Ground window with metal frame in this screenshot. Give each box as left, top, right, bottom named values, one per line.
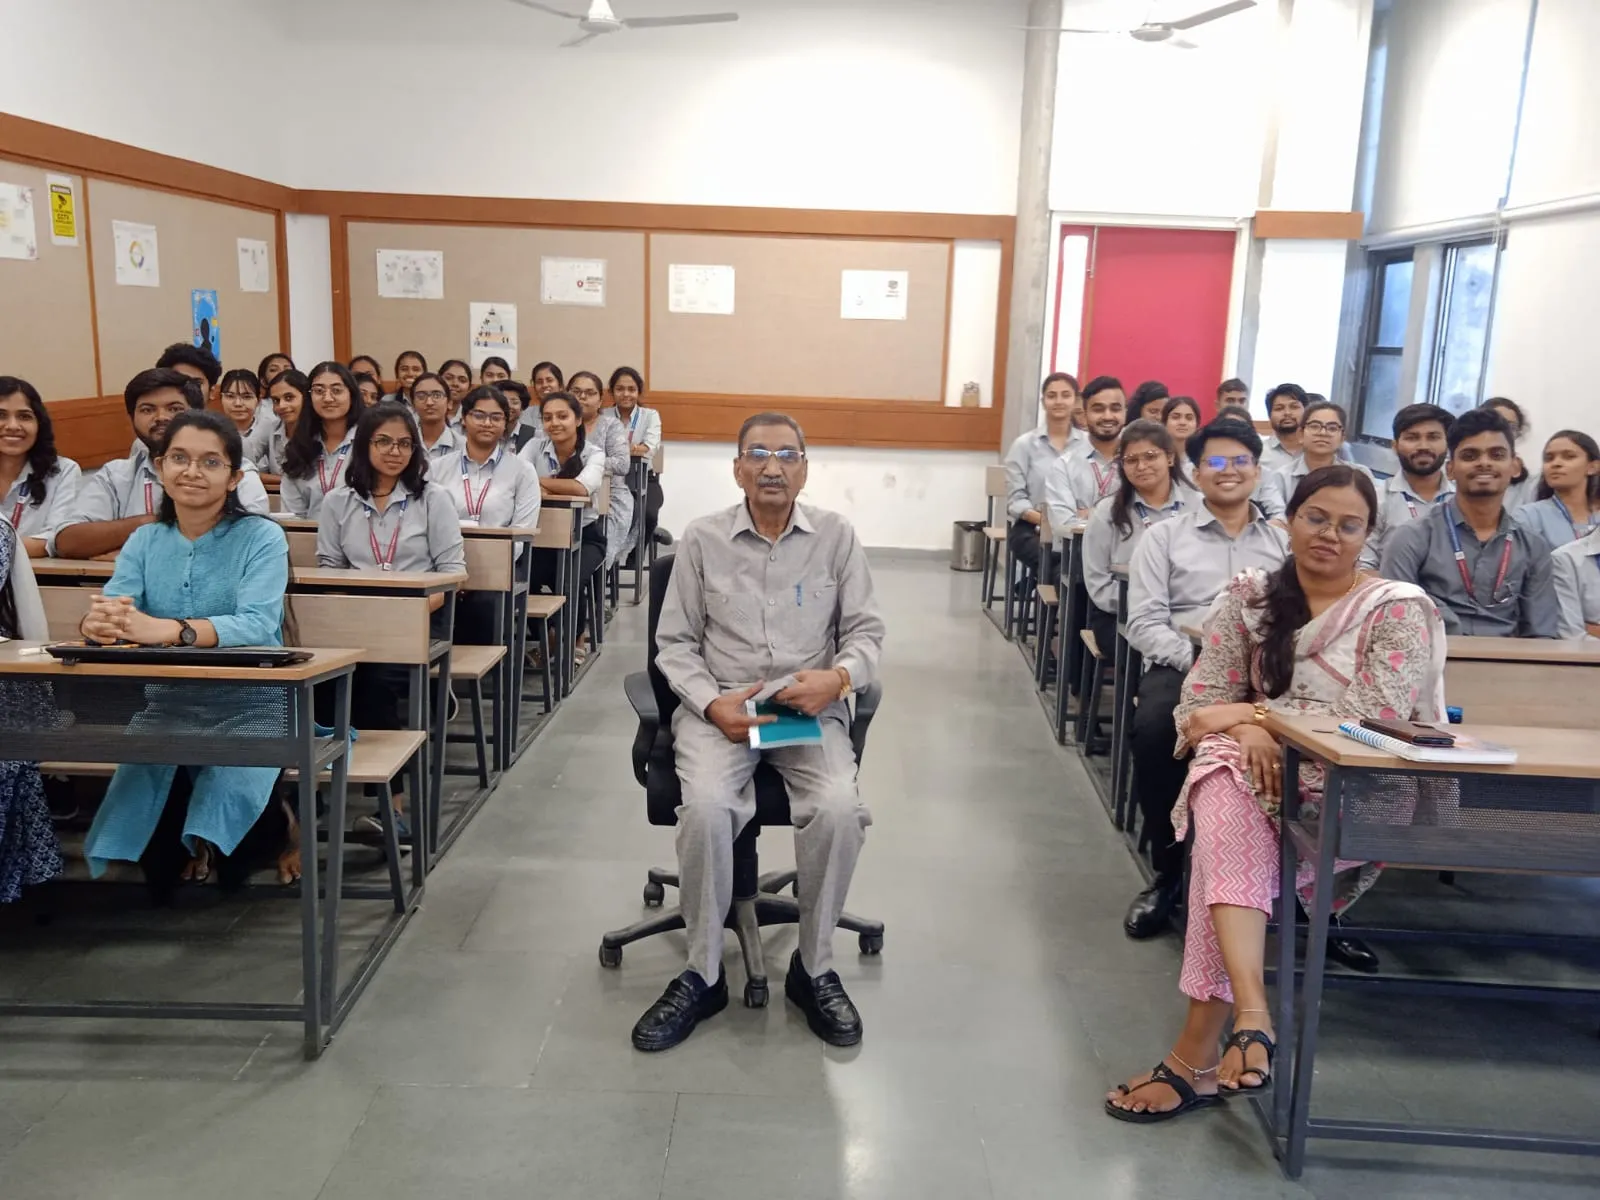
left=1356, top=251, right=1414, bottom=440
left=1429, top=237, right=1498, bottom=415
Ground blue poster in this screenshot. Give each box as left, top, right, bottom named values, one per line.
left=191, top=288, right=220, bottom=360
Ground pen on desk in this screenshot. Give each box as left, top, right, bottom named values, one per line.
left=795, top=583, right=802, bottom=607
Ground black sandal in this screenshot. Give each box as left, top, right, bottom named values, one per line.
left=1104, top=1060, right=1221, bottom=1124
left=1218, top=1027, right=1275, bottom=1094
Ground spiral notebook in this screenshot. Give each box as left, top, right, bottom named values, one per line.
left=1335, top=721, right=1517, bottom=765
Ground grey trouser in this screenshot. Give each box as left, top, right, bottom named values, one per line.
left=671, top=705, right=872, bottom=984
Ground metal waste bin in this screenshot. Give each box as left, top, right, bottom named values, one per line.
left=951, top=520, right=985, bottom=572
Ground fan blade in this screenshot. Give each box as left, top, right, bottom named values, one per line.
left=560, top=30, right=601, bottom=46
left=1167, top=0, right=1256, bottom=31
left=1012, top=26, right=1121, bottom=32
left=622, top=13, right=740, bottom=28
left=1167, top=35, right=1200, bottom=49
left=506, top=0, right=585, bottom=17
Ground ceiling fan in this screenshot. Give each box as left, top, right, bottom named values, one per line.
left=1026, top=0, right=1258, bottom=50
left=507, top=0, right=739, bottom=48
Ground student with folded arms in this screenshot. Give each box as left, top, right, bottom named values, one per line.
left=1514, top=430, right=1600, bottom=548
left=409, top=371, right=461, bottom=460
left=610, top=366, right=664, bottom=546
left=570, top=369, right=635, bottom=575
left=1380, top=407, right=1558, bottom=637
left=1552, top=529, right=1600, bottom=639
left=57, top=370, right=271, bottom=560
left=0, top=376, right=82, bottom=557
left=1045, top=375, right=1126, bottom=526
left=1002, top=372, right=1082, bottom=571
left=280, top=362, right=359, bottom=519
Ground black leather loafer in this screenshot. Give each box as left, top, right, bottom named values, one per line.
left=785, top=951, right=863, bottom=1047
left=1326, top=930, right=1381, bottom=974
left=631, top=970, right=728, bottom=1052
left=1123, top=877, right=1181, bottom=940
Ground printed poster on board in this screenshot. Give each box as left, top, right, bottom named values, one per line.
left=46, top=174, right=77, bottom=246
left=237, top=238, right=271, bottom=292
left=0, top=182, right=38, bottom=261
left=113, top=220, right=160, bottom=286
left=191, top=289, right=220, bottom=361
left=668, top=264, right=736, bottom=315
left=376, top=248, right=444, bottom=300
left=840, top=269, right=909, bottom=321
left=540, top=257, right=606, bottom=307
left=469, top=301, right=518, bottom=370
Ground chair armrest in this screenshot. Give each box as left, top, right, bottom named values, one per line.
left=849, top=681, right=882, bottom=766
left=624, top=671, right=660, bottom=788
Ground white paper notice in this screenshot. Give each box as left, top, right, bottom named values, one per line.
left=469, top=302, right=518, bottom=370
left=376, top=249, right=444, bottom=300
left=0, top=183, right=38, bottom=261
left=841, top=269, right=909, bottom=321
left=668, top=263, right=736, bottom=316
left=237, top=237, right=271, bottom=293
left=540, top=257, right=606, bottom=307
left=46, top=174, right=78, bottom=247
left=113, top=220, right=160, bottom=287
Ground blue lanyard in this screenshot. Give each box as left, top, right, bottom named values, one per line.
left=1550, top=494, right=1599, bottom=535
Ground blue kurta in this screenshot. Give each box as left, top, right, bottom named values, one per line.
left=83, top=515, right=290, bottom=875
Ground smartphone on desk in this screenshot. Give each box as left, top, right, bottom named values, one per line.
left=1359, top=717, right=1456, bottom=747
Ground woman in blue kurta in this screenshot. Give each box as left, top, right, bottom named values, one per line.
left=80, top=410, right=290, bottom=883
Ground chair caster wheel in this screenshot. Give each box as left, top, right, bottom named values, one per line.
left=598, top=944, right=622, bottom=968
left=790, top=881, right=800, bottom=898
left=642, top=881, right=665, bottom=907
left=744, top=979, right=768, bottom=1008
left=859, top=933, right=883, bottom=956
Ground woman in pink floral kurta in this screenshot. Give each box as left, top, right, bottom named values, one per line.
left=1107, top=465, right=1445, bottom=1124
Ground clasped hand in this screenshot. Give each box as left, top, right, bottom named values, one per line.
left=705, top=670, right=841, bottom=745
left=80, top=594, right=169, bottom=646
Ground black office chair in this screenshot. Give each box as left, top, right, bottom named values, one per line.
left=598, top=553, right=886, bottom=1008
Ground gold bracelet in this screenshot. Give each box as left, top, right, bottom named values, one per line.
left=1252, top=702, right=1270, bottom=724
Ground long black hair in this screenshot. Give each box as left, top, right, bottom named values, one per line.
left=1535, top=429, right=1600, bottom=505
left=480, top=356, right=512, bottom=381
left=608, top=365, right=644, bottom=396
left=1252, top=464, right=1380, bottom=698
left=0, top=376, right=61, bottom=506
left=283, top=362, right=359, bottom=479
left=346, top=402, right=429, bottom=499
left=461, top=383, right=511, bottom=425
left=0, top=523, right=19, bottom=639
left=539, top=392, right=589, bottom=478
left=1109, top=420, right=1188, bottom=538
left=152, top=410, right=257, bottom=527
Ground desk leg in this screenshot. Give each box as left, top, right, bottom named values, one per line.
left=1285, top=765, right=1342, bottom=1178
left=429, top=592, right=458, bottom=856
left=294, top=682, right=324, bottom=1059
left=406, top=665, right=430, bottom=869
left=490, top=591, right=508, bottom=774
left=1274, top=743, right=1302, bottom=1142
left=320, top=670, right=352, bottom=1017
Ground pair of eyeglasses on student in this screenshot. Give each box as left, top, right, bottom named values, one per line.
left=1121, top=450, right=1169, bottom=468
left=371, top=435, right=415, bottom=453
left=1294, top=508, right=1369, bottom=541
left=465, top=410, right=506, bottom=425
left=1200, top=454, right=1255, bottom=472
left=411, top=389, right=448, bottom=403
left=158, top=451, right=231, bottom=473
left=740, top=447, right=806, bottom=465
left=1302, top=420, right=1344, bottom=434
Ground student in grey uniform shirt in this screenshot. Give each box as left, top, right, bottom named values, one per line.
left=1080, top=420, right=1195, bottom=656
left=1513, top=430, right=1600, bottom=549
left=1483, top=397, right=1537, bottom=512
left=439, top=360, right=474, bottom=430
left=1256, top=400, right=1373, bottom=520
left=518, top=391, right=607, bottom=654
left=1380, top=407, right=1558, bottom=637
left=1369, top=404, right=1456, bottom=567
left=263, top=369, right=307, bottom=477
left=1001, top=372, right=1084, bottom=568
left=409, top=372, right=462, bottom=461
left=569, top=370, right=636, bottom=571
left=631, top=412, right=885, bottom=1054
left=279, top=362, right=359, bottom=519
left=56, top=369, right=270, bottom=560
left=0, top=377, right=82, bottom=557
left=217, top=368, right=274, bottom=469
left=1045, top=375, right=1126, bottom=529
left=1122, top=417, right=1289, bottom=941
left=1552, top=527, right=1600, bottom=639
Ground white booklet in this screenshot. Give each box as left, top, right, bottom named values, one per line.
left=1335, top=721, right=1518, bottom=765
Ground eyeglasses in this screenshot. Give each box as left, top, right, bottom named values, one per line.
left=310, top=384, right=348, bottom=399
left=220, top=391, right=257, bottom=403
left=1296, top=509, right=1369, bottom=541
left=159, top=451, right=229, bottom=473
left=371, top=435, right=415, bottom=453
left=741, top=448, right=806, bottom=466
left=1200, top=454, right=1255, bottom=472
left=570, top=387, right=600, bottom=399
left=1303, top=420, right=1344, bottom=434
left=466, top=410, right=506, bottom=425
left=1121, top=450, right=1168, bottom=468
left=412, top=389, right=448, bottom=403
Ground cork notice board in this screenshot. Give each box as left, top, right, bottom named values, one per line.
left=649, top=233, right=949, bottom=400
left=346, top=222, right=646, bottom=375
left=0, top=157, right=96, bottom=400
left=88, top=177, right=279, bottom=392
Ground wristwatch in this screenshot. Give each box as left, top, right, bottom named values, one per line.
left=176, top=619, right=198, bottom=647
left=836, top=667, right=853, bottom=701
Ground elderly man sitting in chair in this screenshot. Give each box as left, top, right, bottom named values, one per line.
left=632, top=412, right=885, bottom=1052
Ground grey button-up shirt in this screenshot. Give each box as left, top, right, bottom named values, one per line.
left=655, top=501, right=886, bottom=720
left=1379, top=499, right=1559, bottom=637
left=1259, top=437, right=1352, bottom=476
left=3, top=457, right=82, bottom=555
left=1551, top=527, right=1600, bottom=639
left=1080, top=486, right=1198, bottom=614
left=1369, top=473, right=1455, bottom=567
left=66, top=442, right=271, bottom=528
left=1514, top=496, right=1597, bottom=550
left=1003, top=427, right=1084, bottom=522
left=1044, top=442, right=1121, bottom=532
left=1255, top=453, right=1374, bottom=520
left=315, top=481, right=467, bottom=574
left=1126, top=503, right=1289, bottom=671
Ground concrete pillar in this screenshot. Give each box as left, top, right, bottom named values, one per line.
left=1001, top=0, right=1061, bottom=446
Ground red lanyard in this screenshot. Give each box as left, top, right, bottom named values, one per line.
left=1445, top=515, right=1513, bottom=604
left=8, top=500, right=22, bottom=529
left=461, top=453, right=497, bottom=519
left=366, top=499, right=407, bottom=571
left=1090, top=459, right=1117, bottom=499
left=317, top=443, right=351, bottom=495
left=143, top=480, right=154, bottom=515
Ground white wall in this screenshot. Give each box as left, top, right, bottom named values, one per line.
left=944, top=241, right=1002, bottom=406
left=284, top=214, right=334, bottom=365
left=2, top=0, right=290, bottom=182
left=1503, top=0, right=1600, bottom=208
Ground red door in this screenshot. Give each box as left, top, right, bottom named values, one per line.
left=1052, top=225, right=1237, bottom=420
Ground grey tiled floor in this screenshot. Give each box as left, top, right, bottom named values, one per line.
left=3, top=556, right=1600, bottom=1198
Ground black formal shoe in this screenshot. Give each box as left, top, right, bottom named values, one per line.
left=1326, top=928, right=1381, bottom=974
left=631, top=970, right=728, bottom=1052
left=785, top=951, right=863, bottom=1047
left=1123, top=876, right=1181, bottom=940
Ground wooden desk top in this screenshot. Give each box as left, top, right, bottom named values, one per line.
left=1265, top=712, right=1600, bottom=779
left=32, top=559, right=114, bottom=579
left=270, top=516, right=317, bottom=531
left=461, top=525, right=540, bottom=539
left=290, top=568, right=467, bottom=593
left=1444, top=636, right=1600, bottom=665
left=0, top=641, right=364, bottom=682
